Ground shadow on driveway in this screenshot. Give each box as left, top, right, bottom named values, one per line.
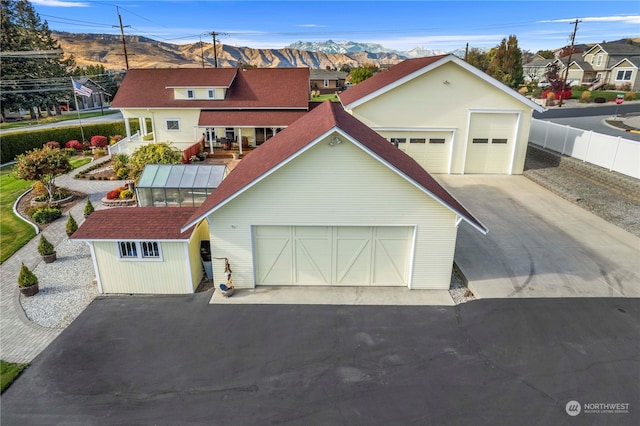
left=2, top=294, right=638, bottom=425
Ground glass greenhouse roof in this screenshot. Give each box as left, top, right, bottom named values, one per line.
left=138, top=164, right=226, bottom=189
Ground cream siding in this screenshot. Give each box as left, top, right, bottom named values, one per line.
left=349, top=61, right=533, bottom=174
left=93, top=240, right=191, bottom=294
left=207, top=136, right=459, bottom=290
left=173, top=87, right=226, bottom=100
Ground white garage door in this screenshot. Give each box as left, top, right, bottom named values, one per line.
left=465, top=113, right=517, bottom=174
left=253, top=226, right=413, bottom=286
left=394, top=131, right=452, bottom=174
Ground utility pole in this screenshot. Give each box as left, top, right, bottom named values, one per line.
left=199, top=35, right=205, bottom=68
left=464, top=42, right=469, bottom=61
left=558, top=19, right=581, bottom=107
left=114, top=6, right=131, bottom=69
left=209, top=31, right=228, bottom=67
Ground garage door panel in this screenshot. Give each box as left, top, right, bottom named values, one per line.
left=254, top=226, right=412, bottom=286
left=465, top=113, right=516, bottom=174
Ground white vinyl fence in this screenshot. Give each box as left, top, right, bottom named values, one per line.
left=530, top=119, right=640, bottom=179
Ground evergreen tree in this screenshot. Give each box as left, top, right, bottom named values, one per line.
left=486, top=35, right=524, bottom=89
left=0, top=0, right=75, bottom=120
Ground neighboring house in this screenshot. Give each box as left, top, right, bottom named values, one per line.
left=70, top=207, right=210, bottom=294
left=523, top=55, right=554, bottom=83
left=310, top=69, right=348, bottom=94
left=181, top=101, right=487, bottom=291
left=110, top=67, right=310, bottom=154
left=339, top=54, right=545, bottom=174
left=559, top=41, right=640, bottom=90
left=68, top=77, right=109, bottom=111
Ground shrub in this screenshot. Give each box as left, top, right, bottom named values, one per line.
left=518, top=87, right=528, bottom=96
left=64, top=148, right=76, bottom=156
left=110, top=135, right=123, bottom=145
left=84, top=198, right=95, bottom=216
left=66, top=214, right=78, bottom=234
left=45, top=141, right=60, bottom=149
left=579, top=91, right=591, bottom=103
left=37, top=235, right=55, bottom=255
left=32, top=181, right=48, bottom=197
left=18, top=263, right=38, bottom=288
left=119, top=189, right=133, bottom=199
left=116, top=168, right=129, bottom=179
left=91, top=135, right=108, bottom=148
left=94, top=149, right=107, bottom=157
left=624, top=91, right=635, bottom=101
left=32, top=207, right=61, bottom=224
left=106, top=189, right=121, bottom=200
left=83, top=149, right=92, bottom=156
left=65, top=140, right=82, bottom=150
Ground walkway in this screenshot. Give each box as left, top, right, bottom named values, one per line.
left=0, top=160, right=124, bottom=363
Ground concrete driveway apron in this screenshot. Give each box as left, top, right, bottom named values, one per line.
left=437, top=175, right=640, bottom=298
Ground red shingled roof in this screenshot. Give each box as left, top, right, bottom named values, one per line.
left=111, top=67, right=310, bottom=109
left=71, top=207, right=198, bottom=241
left=198, top=110, right=308, bottom=127
left=183, top=100, right=487, bottom=234
left=339, top=55, right=447, bottom=106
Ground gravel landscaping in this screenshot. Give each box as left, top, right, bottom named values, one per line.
left=20, top=238, right=97, bottom=328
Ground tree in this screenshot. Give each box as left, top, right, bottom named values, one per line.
left=71, top=64, right=119, bottom=103
left=348, top=65, right=377, bottom=84
left=15, top=146, right=72, bottom=201
left=129, top=143, right=184, bottom=181
left=486, top=35, right=524, bottom=88
left=465, top=47, right=490, bottom=72
left=0, top=0, right=75, bottom=120
left=536, top=49, right=554, bottom=59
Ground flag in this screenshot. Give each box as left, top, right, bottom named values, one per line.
left=73, top=79, right=93, bottom=97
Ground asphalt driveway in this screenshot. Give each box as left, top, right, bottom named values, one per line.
left=2, top=293, right=638, bottom=425
left=437, top=175, right=640, bottom=298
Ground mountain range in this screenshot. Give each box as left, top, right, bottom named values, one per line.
left=53, top=32, right=464, bottom=70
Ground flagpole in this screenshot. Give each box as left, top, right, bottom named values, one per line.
left=71, top=78, right=86, bottom=143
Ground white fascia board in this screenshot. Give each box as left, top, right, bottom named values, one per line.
left=583, top=44, right=604, bottom=55
left=371, top=126, right=458, bottom=132
left=610, top=58, right=638, bottom=69
left=71, top=238, right=192, bottom=243
left=338, top=130, right=489, bottom=235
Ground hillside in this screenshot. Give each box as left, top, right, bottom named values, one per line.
left=54, top=32, right=406, bottom=70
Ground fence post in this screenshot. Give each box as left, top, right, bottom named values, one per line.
left=583, top=131, right=593, bottom=163
left=543, top=120, right=550, bottom=148
left=610, top=137, right=622, bottom=172
left=562, top=125, right=570, bottom=155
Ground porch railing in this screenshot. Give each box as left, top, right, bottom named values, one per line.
left=108, top=131, right=140, bottom=156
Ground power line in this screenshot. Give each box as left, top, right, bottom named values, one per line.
left=209, top=31, right=228, bottom=68
left=114, top=6, right=131, bottom=69
left=558, top=19, right=581, bottom=108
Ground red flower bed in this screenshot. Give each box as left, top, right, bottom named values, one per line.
left=106, top=189, right=121, bottom=200
left=66, top=140, right=82, bottom=150
left=91, top=135, right=108, bottom=148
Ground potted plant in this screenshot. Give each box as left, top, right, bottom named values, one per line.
left=84, top=198, right=94, bottom=217
left=66, top=213, right=78, bottom=237
left=38, top=235, right=56, bottom=263
left=18, top=263, right=39, bottom=297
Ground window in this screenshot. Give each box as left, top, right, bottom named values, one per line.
left=409, top=138, right=426, bottom=144
left=118, top=241, right=162, bottom=261
left=492, top=138, right=508, bottom=144
left=596, top=55, right=603, bottom=66
left=166, top=119, right=180, bottom=131
left=324, top=79, right=329, bottom=88
left=472, top=138, right=489, bottom=144
left=186, top=89, right=195, bottom=99
left=118, top=241, right=137, bottom=258
left=390, top=138, right=406, bottom=144
left=429, top=138, right=446, bottom=144
left=207, top=89, right=215, bottom=99
left=616, top=70, right=632, bottom=81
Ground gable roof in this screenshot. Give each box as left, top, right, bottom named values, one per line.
left=111, top=67, right=310, bottom=109
left=584, top=41, right=640, bottom=57
left=310, top=69, right=348, bottom=80
left=182, top=100, right=488, bottom=235
left=339, top=54, right=545, bottom=113
left=71, top=207, right=198, bottom=241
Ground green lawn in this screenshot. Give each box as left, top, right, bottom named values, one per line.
left=0, top=109, right=119, bottom=130
left=0, top=156, right=90, bottom=264
left=571, top=90, right=640, bottom=102
left=311, top=94, right=339, bottom=102
left=1, top=360, right=28, bottom=393
left=0, top=164, right=36, bottom=264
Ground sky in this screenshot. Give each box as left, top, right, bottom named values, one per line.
left=31, top=0, right=640, bottom=53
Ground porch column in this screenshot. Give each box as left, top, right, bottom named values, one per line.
left=139, top=117, right=146, bottom=136
left=124, top=117, right=131, bottom=138
left=238, top=127, right=242, bottom=155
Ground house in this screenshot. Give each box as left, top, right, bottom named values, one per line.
left=67, top=77, right=109, bottom=111
left=523, top=55, right=554, bottom=83
left=180, top=100, right=487, bottom=291
left=338, top=54, right=545, bottom=175
left=310, top=69, right=348, bottom=94
left=110, top=67, right=311, bottom=154
left=558, top=40, right=640, bottom=90
left=70, top=207, right=210, bottom=294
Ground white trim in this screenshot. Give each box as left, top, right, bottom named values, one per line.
left=448, top=128, right=457, bottom=174
left=407, top=225, right=417, bottom=289
left=87, top=242, right=103, bottom=294
left=344, top=54, right=546, bottom=113
left=508, top=111, right=522, bottom=175
left=455, top=216, right=463, bottom=227
left=115, top=240, right=164, bottom=262
left=610, top=58, right=638, bottom=69
left=183, top=242, right=194, bottom=293
left=186, top=88, right=195, bottom=99
left=461, top=110, right=472, bottom=174
left=165, top=118, right=181, bottom=132
left=371, top=126, right=457, bottom=132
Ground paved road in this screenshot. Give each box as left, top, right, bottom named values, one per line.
left=534, top=101, right=640, bottom=119
left=0, top=109, right=123, bottom=135
left=1, top=295, right=637, bottom=425
left=542, top=115, right=640, bottom=142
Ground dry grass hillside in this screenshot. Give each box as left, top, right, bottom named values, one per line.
left=54, top=32, right=404, bottom=70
